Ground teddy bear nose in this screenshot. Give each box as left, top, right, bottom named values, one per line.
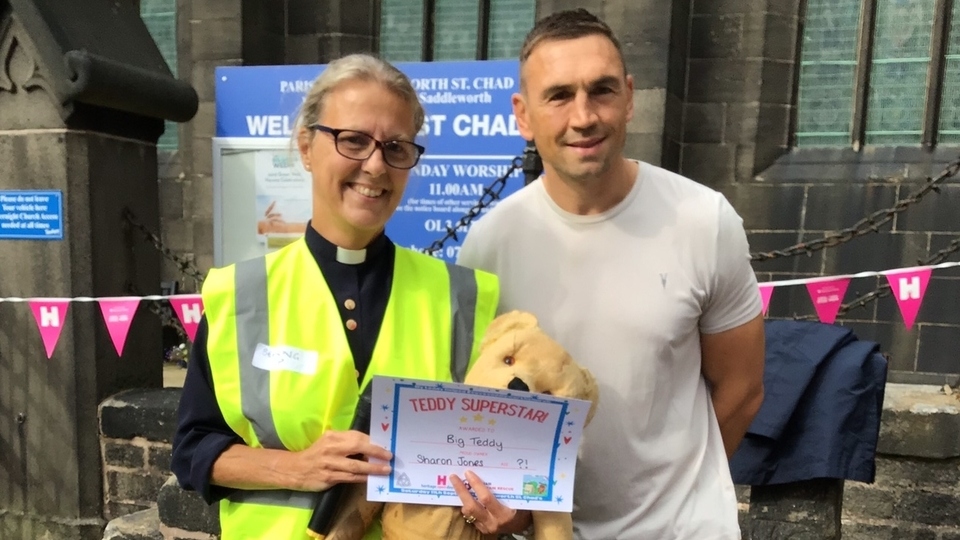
left=507, top=377, right=530, bottom=392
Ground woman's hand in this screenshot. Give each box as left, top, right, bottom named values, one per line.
left=292, top=429, right=393, bottom=491
left=451, top=470, right=533, bottom=535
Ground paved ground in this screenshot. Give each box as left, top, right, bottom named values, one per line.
left=163, top=363, right=187, bottom=388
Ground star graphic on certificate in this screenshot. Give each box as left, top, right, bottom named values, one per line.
left=557, top=496, right=564, bottom=504
left=382, top=404, right=390, bottom=412
left=460, top=416, right=468, bottom=423
left=377, top=485, right=385, bottom=494
left=473, top=413, right=484, bottom=422
left=488, top=418, right=496, bottom=426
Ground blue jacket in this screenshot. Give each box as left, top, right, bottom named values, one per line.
left=729, top=320, right=887, bottom=486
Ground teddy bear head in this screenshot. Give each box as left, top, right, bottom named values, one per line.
left=465, top=310, right=599, bottom=426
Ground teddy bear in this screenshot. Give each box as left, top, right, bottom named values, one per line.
left=314, top=310, right=600, bottom=540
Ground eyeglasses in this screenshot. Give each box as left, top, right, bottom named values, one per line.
left=308, top=124, right=426, bottom=170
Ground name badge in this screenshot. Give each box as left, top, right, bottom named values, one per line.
left=251, top=343, right=318, bottom=375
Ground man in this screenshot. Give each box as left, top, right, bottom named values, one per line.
left=457, top=9, right=765, bottom=540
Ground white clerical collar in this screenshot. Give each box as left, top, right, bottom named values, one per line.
left=336, top=246, right=367, bottom=265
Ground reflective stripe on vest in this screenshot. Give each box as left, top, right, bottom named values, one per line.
left=447, top=262, right=478, bottom=384
left=229, top=251, right=482, bottom=466
left=227, top=488, right=318, bottom=510
left=203, top=240, right=499, bottom=539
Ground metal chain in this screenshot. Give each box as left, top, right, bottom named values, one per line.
left=424, top=157, right=524, bottom=256
left=751, top=156, right=960, bottom=262
left=149, top=299, right=189, bottom=341
left=123, top=208, right=206, bottom=285
left=122, top=154, right=959, bottom=330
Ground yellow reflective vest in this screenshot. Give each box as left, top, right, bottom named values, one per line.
left=201, top=239, right=499, bottom=540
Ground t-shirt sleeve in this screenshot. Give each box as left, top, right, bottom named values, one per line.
left=699, top=196, right=763, bottom=334
left=456, top=218, right=491, bottom=272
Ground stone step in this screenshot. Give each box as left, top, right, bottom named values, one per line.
left=102, top=507, right=162, bottom=540
left=157, top=475, right=220, bottom=537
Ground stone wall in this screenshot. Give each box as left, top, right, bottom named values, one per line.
left=97, top=384, right=960, bottom=539
left=678, top=0, right=960, bottom=380
left=99, top=389, right=181, bottom=522
left=840, top=384, right=960, bottom=539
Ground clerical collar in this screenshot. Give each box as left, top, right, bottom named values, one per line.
left=336, top=246, right=366, bottom=265
left=304, top=222, right=389, bottom=266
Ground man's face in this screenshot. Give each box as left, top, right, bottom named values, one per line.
left=298, top=80, right=416, bottom=247
left=512, top=35, right=633, bottom=185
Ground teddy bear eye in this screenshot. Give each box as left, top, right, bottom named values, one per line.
left=503, top=356, right=515, bottom=366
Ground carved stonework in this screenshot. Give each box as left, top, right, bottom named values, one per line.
left=1, top=32, right=51, bottom=96
left=0, top=15, right=64, bottom=128
left=0, top=13, right=11, bottom=93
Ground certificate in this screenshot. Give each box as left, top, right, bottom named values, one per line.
left=367, top=376, right=591, bottom=512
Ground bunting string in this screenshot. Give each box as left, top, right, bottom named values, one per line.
left=759, top=261, right=960, bottom=287
left=0, top=294, right=203, bottom=359
left=0, top=294, right=198, bottom=303
left=1, top=259, right=958, bottom=359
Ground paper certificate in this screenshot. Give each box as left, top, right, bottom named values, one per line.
left=367, top=376, right=591, bottom=512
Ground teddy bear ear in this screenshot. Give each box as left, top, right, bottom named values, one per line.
left=479, top=310, right=540, bottom=352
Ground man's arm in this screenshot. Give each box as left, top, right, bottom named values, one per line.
left=700, top=313, right=765, bottom=459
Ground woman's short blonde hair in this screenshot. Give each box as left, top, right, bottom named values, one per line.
left=294, top=54, right=425, bottom=140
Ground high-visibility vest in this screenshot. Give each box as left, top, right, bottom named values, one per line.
left=201, top=239, right=499, bottom=540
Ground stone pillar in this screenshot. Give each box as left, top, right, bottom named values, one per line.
left=168, top=0, right=243, bottom=284
left=284, top=0, right=377, bottom=64
left=682, top=0, right=801, bottom=186
left=0, top=2, right=197, bottom=538
left=99, top=389, right=182, bottom=520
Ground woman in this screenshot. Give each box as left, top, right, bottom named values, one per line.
left=171, top=54, right=508, bottom=539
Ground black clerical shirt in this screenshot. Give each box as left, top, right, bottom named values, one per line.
left=170, top=225, right=395, bottom=504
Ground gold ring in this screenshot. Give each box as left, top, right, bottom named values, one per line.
left=463, top=515, right=477, bottom=524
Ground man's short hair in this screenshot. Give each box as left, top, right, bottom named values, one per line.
left=518, top=8, right=625, bottom=71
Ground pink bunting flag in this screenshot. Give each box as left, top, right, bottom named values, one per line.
left=758, top=284, right=775, bottom=316
left=805, top=278, right=851, bottom=324
left=169, top=295, right=204, bottom=341
left=885, top=267, right=932, bottom=329
left=98, top=297, right=141, bottom=356
left=29, top=299, right=70, bottom=359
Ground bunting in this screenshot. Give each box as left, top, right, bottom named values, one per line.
left=28, top=299, right=70, bottom=358
left=1, top=259, right=959, bottom=358
left=98, top=297, right=142, bottom=356
left=1, top=294, right=202, bottom=359
left=804, top=278, right=851, bottom=325
left=757, top=261, right=960, bottom=328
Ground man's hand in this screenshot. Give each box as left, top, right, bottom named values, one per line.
left=451, top=470, right=532, bottom=535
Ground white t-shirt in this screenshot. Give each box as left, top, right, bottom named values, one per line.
left=457, top=161, right=761, bottom=540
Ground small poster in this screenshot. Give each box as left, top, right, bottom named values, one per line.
left=254, top=150, right=311, bottom=249
left=367, top=376, right=590, bottom=512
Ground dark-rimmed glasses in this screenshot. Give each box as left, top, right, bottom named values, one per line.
left=308, top=124, right=425, bottom=170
